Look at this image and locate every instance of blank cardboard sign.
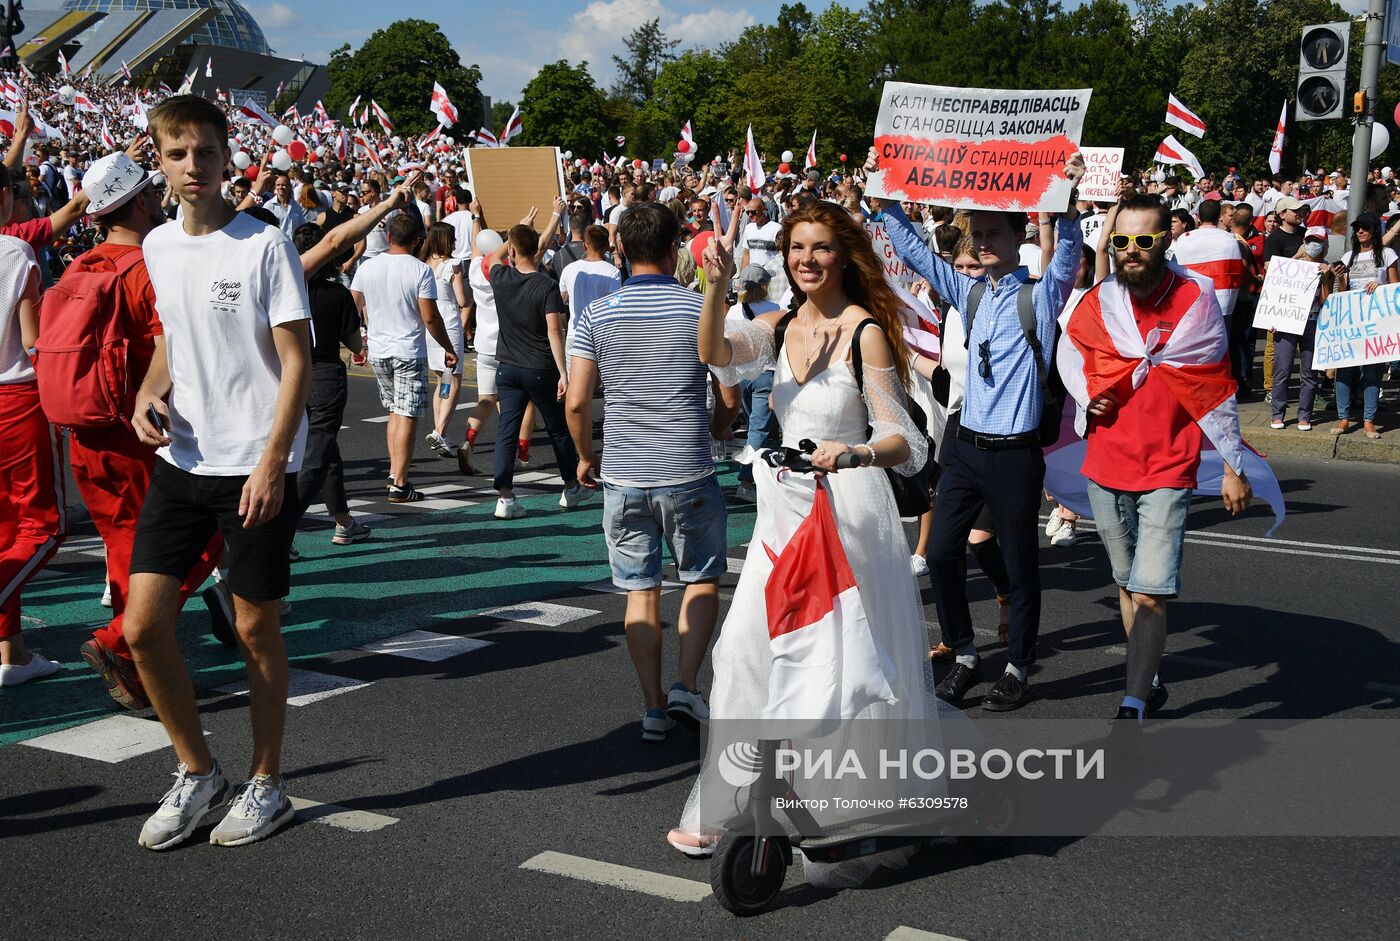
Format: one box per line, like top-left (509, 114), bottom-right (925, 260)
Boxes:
top-left (464, 147), bottom-right (564, 233)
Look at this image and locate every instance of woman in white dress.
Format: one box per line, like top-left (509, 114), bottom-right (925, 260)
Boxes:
top-left (670, 201), bottom-right (959, 884)
top-left (419, 222), bottom-right (469, 457)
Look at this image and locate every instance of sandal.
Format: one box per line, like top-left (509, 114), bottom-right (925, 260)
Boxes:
top-left (929, 643), bottom-right (954, 661)
top-left (1331, 420), bottom-right (1350, 436)
top-left (997, 594), bottom-right (1011, 645)
top-left (667, 828), bottom-right (717, 858)
top-left (1365, 422), bottom-right (1381, 440)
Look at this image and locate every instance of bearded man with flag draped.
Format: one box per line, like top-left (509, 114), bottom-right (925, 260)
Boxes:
top-left (1060, 194), bottom-right (1252, 731)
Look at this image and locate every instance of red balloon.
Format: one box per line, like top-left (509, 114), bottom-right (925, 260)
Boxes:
top-left (245, 166), bottom-right (259, 181)
top-left (633, 158), bottom-right (644, 168)
top-left (287, 140), bottom-right (308, 161)
top-left (778, 162), bottom-right (791, 174)
top-left (839, 153), bottom-right (848, 163)
top-left (1394, 101), bottom-right (1400, 127)
top-left (677, 139), bottom-right (692, 154)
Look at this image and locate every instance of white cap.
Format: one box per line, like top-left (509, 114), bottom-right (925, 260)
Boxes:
top-left (82, 152), bottom-right (151, 216)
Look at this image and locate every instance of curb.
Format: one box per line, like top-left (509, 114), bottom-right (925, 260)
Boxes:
top-left (1239, 401), bottom-right (1400, 465)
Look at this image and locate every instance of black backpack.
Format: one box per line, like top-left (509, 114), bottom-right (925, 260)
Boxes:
top-left (773, 309), bottom-right (936, 518)
top-left (964, 280), bottom-right (1066, 446)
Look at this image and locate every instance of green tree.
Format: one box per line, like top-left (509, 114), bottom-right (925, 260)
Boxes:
top-left (612, 18), bottom-right (679, 104)
top-left (490, 100), bottom-right (517, 136)
top-left (325, 19), bottom-right (483, 136)
top-left (653, 50), bottom-right (739, 160)
top-left (516, 61), bottom-right (610, 156)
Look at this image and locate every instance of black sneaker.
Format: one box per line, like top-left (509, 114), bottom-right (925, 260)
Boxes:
top-left (935, 661), bottom-right (982, 705)
top-left (1106, 705), bottom-right (1143, 749)
top-left (1146, 683), bottom-right (1169, 716)
top-left (387, 480), bottom-right (424, 503)
top-left (982, 671), bottom-right (1030, 712)
top-left (202, 582), bottom-right (237, 648)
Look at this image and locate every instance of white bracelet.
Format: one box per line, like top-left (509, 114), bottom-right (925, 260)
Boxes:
top-left (858, 444), bottom-right (877, 467)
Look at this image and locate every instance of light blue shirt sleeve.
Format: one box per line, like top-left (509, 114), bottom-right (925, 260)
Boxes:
top-left (880, 202), bottom-right (971, 322)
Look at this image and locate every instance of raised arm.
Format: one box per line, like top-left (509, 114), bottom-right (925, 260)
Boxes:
top-left (3, 109), bottom-right (32, 171)
top-left (535, 196), bottom-right (565, 266)
top-left (48, 189), bottom-right (93, 234)
top-left (305, 171), bottom-right (420, 275)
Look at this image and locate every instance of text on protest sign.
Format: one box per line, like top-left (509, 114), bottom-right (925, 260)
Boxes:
top-left (1252, 258), bottom-right (1321, 336)
top-left (1077, 147), bottom-right (1124, 203)
top-left (866, 221), bottom-right (915, 285)
top-left (1315, 284), bottom-right (1400, 369)
top-left (867, 82), bottom-right (1091, 213)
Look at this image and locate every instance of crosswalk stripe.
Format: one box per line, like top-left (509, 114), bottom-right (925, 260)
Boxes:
top-left (885, 928), bottom-right (971, 941)
top-left (215, 668), bottom-right (370, 706)
top-left (360, 630), bottom-right (494, 662)
top-left (519, 851), bottom-right (711, 902)
top-left (480, 602), bottom-right (598, 626)
top-left (21, 715), bottom-right (205, 763)
top-left (289, 797), bottom-right (399, 832)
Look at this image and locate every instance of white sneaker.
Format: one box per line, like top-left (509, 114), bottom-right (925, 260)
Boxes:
top-left (735, 482), bottom-right (757, 503)
top-left (1050, 521), bottom-right (1077, 547)
top-left (1044, 512), bottom-right (1065, 538)
top-left (426, 430), bottom-right (455, 458)
top-left (641, 708), bottom-right (676, 742)
top-left (100, 582), bottom-right (113, 608)
top-left (138, 761), bottom-right (232, 850)
top-left (0, 653), bottom-right (64, 687)
top-left (665, 683), bottom-right (709, 730)
top-left (559, 483), bottom-right (595, 509)
top-left (494, 497), bottom-right (525, 520)
top-left (209, 774), bottom-right (295, 847)
top-left (910, 553), bottom-right (929, 577)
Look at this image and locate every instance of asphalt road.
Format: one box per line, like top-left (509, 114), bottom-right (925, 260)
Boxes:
top-left (4, 365), bottom-right (1399, 940)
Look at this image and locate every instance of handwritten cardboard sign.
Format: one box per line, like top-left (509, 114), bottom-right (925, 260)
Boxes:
top-left (1315, 282), bottom-right (1400, 368)
top-left (1253, 257), bottom-right (1321, 336)
top-left (868, 82), bottom-right (1091, 212)
top-left (1078, 147), bottom-right (1124, 203)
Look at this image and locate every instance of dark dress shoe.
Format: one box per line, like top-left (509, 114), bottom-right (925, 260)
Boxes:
top-left (1146, 683), bottom-right (1168, 715)
top-left (935, 661), bottom-right (983, 704)
top-left (981, 671), bottom-right (1030, 711)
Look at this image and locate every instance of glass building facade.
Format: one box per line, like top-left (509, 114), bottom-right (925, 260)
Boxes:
top-left (62, 0), bottom-right (272, 56)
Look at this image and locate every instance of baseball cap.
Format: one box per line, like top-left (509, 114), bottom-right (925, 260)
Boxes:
top-left (737, 264), bottom-right (771, 287)
top-left (1352, 211), bottom-right (1382, 231)
top-left (1275, 196), bottom-right (1305, 212)
top-left (82, 152), bottom-right (152, 216)
top-left (1304, 225), bottom-right (1328, 241)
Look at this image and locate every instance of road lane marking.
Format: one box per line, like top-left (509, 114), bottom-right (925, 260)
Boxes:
top-left (215, 669), bottom-right (370, 706)
top-left (289, 797), bottom-right (399, 832)
top-left (21, 715), bottom-right (206, 763)
top-left (480, 602), bottom-right (598, 626)
top-left (1041, 515), bottom-right (1400, 564)
top-left (519, 851), bottom-right (711, 902)
top-left (885, 929), bottom-right (971, 941)
top-left (359, 630), bottom-right (494, 662)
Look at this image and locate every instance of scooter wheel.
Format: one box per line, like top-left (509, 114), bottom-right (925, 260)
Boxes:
top-left (710, 831), bottom-right (787, 915)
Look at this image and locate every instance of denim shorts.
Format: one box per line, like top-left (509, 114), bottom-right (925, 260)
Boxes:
top-left (602, 474), bottom-right (727, 590)
top-left (1086, 482), bottom-right (1191, 597)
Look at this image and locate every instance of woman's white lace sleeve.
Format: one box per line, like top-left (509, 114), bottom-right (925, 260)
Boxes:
top-left (709, 317), bottom-right (775, 385)
top-left (862, 363), bottom-right (928, 477)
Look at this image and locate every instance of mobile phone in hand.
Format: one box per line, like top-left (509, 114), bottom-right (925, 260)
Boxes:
top-left (146, 403), bottom-right (168, 433)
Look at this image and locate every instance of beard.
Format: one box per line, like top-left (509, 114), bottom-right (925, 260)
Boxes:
top-left (1115, 249), bottom-right (1169, 292)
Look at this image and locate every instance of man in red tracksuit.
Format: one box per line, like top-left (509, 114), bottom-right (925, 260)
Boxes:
top-left (0, 162), bottom-right (65, 688)
top-left (63, 152), bottom-right (221, 709)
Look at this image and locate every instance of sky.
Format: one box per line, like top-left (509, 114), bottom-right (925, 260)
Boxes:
top-left (248, 0), bottom-right (791, 104)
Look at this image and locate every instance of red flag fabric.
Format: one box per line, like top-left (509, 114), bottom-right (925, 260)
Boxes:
top-left (1165, 93), bottom-right (1207, 139)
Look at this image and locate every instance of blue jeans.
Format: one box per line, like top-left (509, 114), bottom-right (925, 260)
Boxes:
top-left (1334, 364), bottom-right (1381, 422)
top-left (1086, 482), bottom-right (1191, 597)
top-left (492, 362), bottom-right (579, 492)
top-left (601, 474), bottom-right (727, 589)
top-left (736, 370), bottom-right (777, 484)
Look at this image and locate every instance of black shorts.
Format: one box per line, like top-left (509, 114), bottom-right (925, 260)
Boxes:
top-left (131, 460), bottom-right (299, 602)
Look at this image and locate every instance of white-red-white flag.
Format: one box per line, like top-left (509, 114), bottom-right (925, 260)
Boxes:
top-left (500, 105), bottom-right (522, 145)
top-left (335, 127), bottom-right (350, 163)
top-left (429, 82), bottom-right (457, 128)
top-left (57, 50), bottom-right (70, 78)
top-left (758, 477), bottom-right (897, 734)
top-left (72, 92), bottom-right (99, 114)
top-left (204, 57), bottom-right (213, 78)
top-left (282, 103), bottom-right (299, 123)
top-left (743, 124), bottom-right (764, 190)
top-left (347, 94), bottom-right (361, 122)
top-left (1155, 134), bottom-right (1204, 179)
top-left (370, 99), bottom-right (393, 135)
top-left (804, 129), bottom-right (817, 171)
top-left (100, 120), bottom-right (117, 152)
top-left (420, 123), bottom-right (442, 148)
top-left (680, 119), bottom-right (693, 145)
top-left (119, 61), bottom-right (132, 82)
top-left (236, 97), bottom-right (278, 127)
top-left (474, 127), bottom-right (498, 148)
top-left (1165, 93), bottom-right (1206, 139)
top-left (131, 99), bottom-right (148, 130)
top-left (354, 131), bottom-right (384, 169)
top-left (1268, 100), bottom-right (1287, 176)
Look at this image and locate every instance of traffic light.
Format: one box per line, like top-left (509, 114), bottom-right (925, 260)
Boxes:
top-left (1296, 21), bottom-right (1350, 121)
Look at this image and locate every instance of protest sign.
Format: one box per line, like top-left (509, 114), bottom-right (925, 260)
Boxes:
top-left (867, 82), bottom-right (1091, 212)
top-left (866, 221), bottom-right (915, 285)
top-left (1252, 257), bottom-right (1321, 335)
top-left (1315, 283), bottom-right (1400, 369)
top-left (463, 146), bottom-right (565, 234)
top-left (1078, 147), bottom-right (1124, 202)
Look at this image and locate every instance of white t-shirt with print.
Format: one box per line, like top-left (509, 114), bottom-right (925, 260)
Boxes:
top-left (0, 236), bottom-right (38, 384)
top-left (743, 219), bottom-right (783, 268)
top-left (143, 213), bottom-right (311, 475)
top-left (1341, 247), bottom-right (1398, 290)
top-left (559, 258), bottom-right (621, 331)
top-left (357, 202), bottom-right (398, 261)
top-left (350, 252), bottom-right (437, 360)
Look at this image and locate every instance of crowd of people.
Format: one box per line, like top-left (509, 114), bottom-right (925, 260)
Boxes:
top-left (0, 71), bottom-right (1391, 864)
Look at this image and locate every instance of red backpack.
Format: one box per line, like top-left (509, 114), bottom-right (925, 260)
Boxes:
top-left (34, 249), bottom-right (145, 429)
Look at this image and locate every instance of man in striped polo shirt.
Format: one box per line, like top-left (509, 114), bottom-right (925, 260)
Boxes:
top-left (565, 203), bottom-right (726, 743)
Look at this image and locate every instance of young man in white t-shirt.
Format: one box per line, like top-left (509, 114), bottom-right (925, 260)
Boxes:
top-left (738, 196), bottom-right (782, 270)
top-left (126, 96), bottom-right (312, 850)
top-left (559, 224), bottom-right (621, 336)
top-left (350, 214), bottom-right (457, 502)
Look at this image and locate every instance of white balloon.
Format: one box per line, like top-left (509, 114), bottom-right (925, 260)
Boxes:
top-left (232, 151), bottom-right (251, 169)
top-left (563, 150), bottom-right (573, 159)
top-left (58, 85), bottom-right (75, 105)
top-left (271, 150), bottom-right (293, 172)
top-left (271, 124), bottom-right (295, 146)
top-left (1371, 122), bottom-right (1391, 161)
top-left (781, 149), bottom-right (794, 163)
top-left (392, 136), bottom-right (403, 147)
top-left (228, 138), bottom-right (242, 154)
top-left (444, 136), bottom-right (454, 145)
top-left (314, 146), bottom-right (327, 157)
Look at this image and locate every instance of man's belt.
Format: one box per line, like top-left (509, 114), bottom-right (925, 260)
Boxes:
top-left (954, 425), bottom-right (1040, 451)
